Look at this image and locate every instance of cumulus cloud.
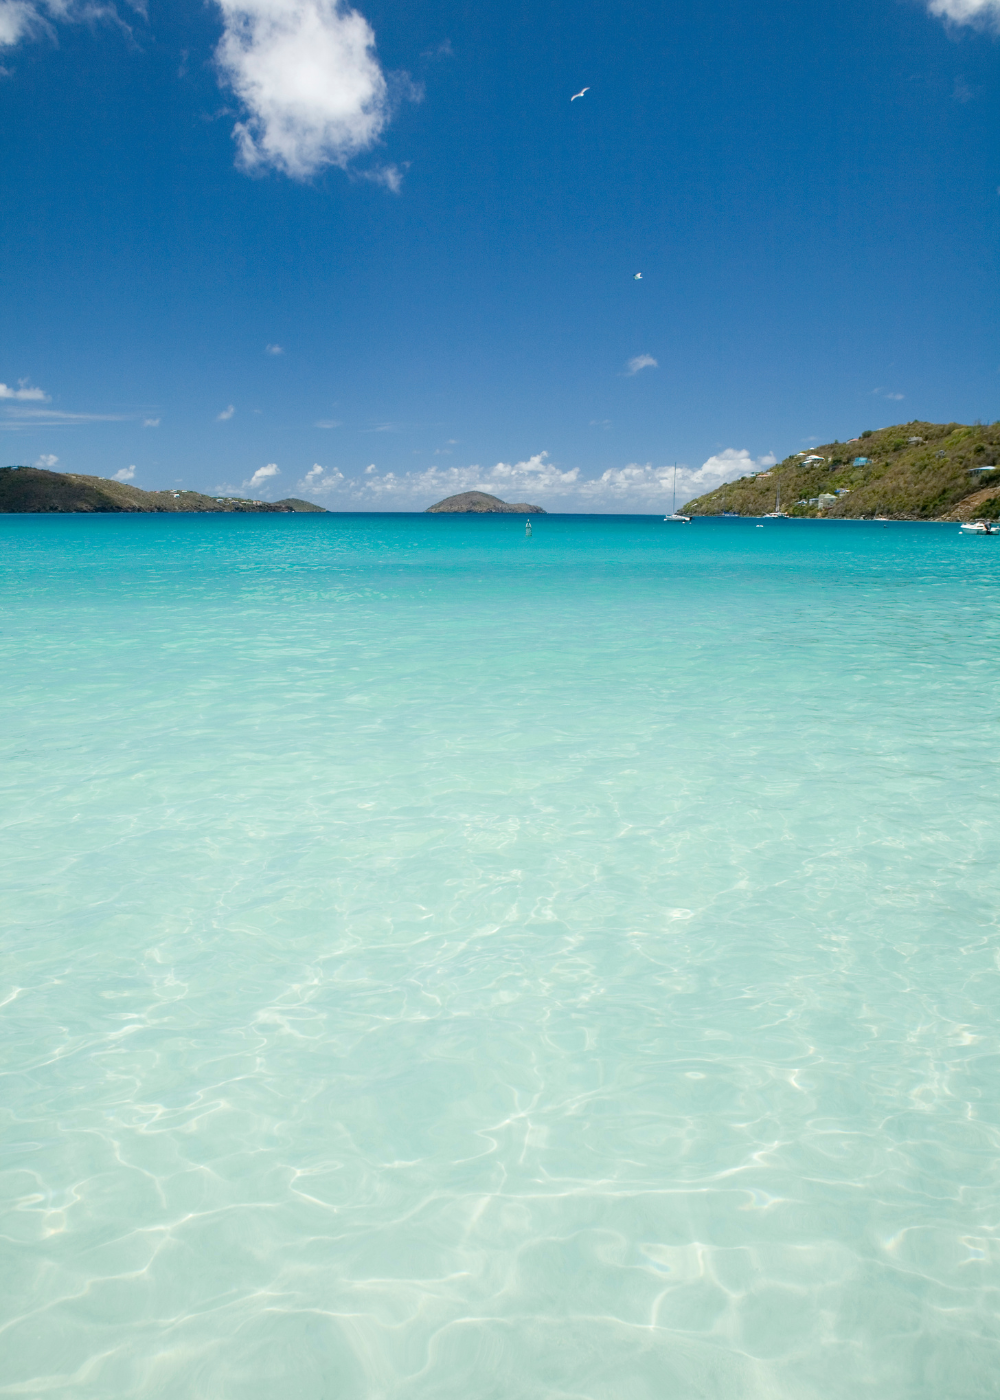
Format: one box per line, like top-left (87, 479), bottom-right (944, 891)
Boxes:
top-left (114, 464), bottom-right (136, 481)
top-left (574, 450), bottom-right (773, 508)
top-left (244, 462), bottom-right (280, 493)
top-left (214, 0), bottom-right (400, 180)
top-left (0, 379), bottom-right (49, 400)
top-left (624, 354), bottom-right (657, 376)
top-left (217, 404), bottom-right (235, 420)
top-left (926, 0), bottom-right (1000, 28)
top-left (34, 452), bottom-right (58, 467)
top-left (296, 462), bottom-right (345, 495)
top-left (255, 445), bottom-right (778, 512)
top-left (265, 342), bottom-right (284, 354)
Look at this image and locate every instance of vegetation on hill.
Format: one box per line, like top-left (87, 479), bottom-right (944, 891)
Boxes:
top-left (681, 421), bottom-right (1000, 520)
top-left (426, 491), bottom-right (545, 513)
top-left (0, 467), bottom-right (326, 513)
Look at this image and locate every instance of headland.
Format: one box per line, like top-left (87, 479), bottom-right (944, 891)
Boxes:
top-left (0, 466), bottom-right (326, 514)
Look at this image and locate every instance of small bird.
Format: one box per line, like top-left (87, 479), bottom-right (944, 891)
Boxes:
top-left (633, 272), bottom-right (643, 280)
top-left (571, 87), bottom-right (589, 101)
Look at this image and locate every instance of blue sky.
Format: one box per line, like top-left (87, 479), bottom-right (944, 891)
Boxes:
top-left (1, 0), bottom-right (998, 510)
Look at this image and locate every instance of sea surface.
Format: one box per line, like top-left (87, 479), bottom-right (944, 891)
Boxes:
top-left (2, 512), bottom-right (1000, 1399)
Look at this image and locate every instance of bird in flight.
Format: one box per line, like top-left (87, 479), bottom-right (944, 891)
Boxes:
top-left (571, 87), bottom-right (589, 101)
top-left (633, 272), bottom-right (643, 280)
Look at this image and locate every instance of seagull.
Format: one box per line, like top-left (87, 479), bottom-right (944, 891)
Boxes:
top-left (571, 87), bottom-right (589, 101)
top-left (633, 272), bottom-right (643, 280)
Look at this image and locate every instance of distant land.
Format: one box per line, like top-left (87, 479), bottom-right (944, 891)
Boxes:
top-left (426, 491), bottom-right (545, 514)
top-left (682, 421), bottom-right (1000, 520)
top-left (0, 466), bottom-right (326, 514)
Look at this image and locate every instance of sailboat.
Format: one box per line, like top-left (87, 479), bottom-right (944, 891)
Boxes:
top-left (762, 479), bottom-right (788, 519)
top-left (664, 464), bottom-right (691, 522)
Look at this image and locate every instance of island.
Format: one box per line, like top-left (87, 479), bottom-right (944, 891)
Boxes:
top-left (426, 491), bottom-right (545, 514)
top-left (680, 420), bottom-right (1000, 521)
top-left (0, 466), bottom-right (327, 513)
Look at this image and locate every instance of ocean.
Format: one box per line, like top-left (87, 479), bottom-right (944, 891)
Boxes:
top-left (2, 512), bottom-right (999, 1398)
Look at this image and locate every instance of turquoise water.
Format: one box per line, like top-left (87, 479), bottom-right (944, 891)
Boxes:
top-left (2, 513), bottom-right (1000, 1398)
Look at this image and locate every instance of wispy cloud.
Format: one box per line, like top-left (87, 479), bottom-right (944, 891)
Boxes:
top-left (0, 1), bottom-right (142, 52)
top-left (217, 404), bottom-right (236, 420)
top-left (114, 464), bottom-right (136, 481)
top-left (315, 418), bottom-right (342, 428)
top-left (34, 452), bottom-right (58, 467)
top-left (926, 0), bottom-right (1000, 29)
top-left (0, 379), bottom-right (49, 401)
top-left (357, 161), bottom-right (406, 192)
top-left (421, 37), bottom-right (452, 58)
top-left (244, 462), bottom-right (280, 493)
top-left (0, 407), bottom-right (132, 428)
top-left (265, 342), bottom-right (284, 355)
top-left (872, 387), bottom-right (905, 401)
top-left (624, 354), bottom-right (657, 376)
top-left (213, 0), bottom-right (409, 180)
top-left (143, 416), bottom-right (160, 427)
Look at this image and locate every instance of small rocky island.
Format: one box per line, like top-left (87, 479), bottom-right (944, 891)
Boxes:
top-left (426, 491), bottom-right (545, 514)
top-left (0, 466), bottom-right (326, 513)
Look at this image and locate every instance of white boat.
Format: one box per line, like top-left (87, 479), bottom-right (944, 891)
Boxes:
top-left (762, 482), bottom-right (788, 519)
top-left (664, 464), bottom-right (690, 522)
top-left (960, 521), bottom-right (998, 534)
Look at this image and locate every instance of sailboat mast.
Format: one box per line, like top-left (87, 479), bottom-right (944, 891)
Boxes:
top-left (672, 463), bottom-right (677, 515)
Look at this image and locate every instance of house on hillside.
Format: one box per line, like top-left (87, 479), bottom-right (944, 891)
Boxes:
top-left (854, 456), bottom-right (871, 466)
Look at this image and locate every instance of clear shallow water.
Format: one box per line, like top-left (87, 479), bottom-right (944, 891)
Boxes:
top-left (2, 512), bottom-right (1000, 1399)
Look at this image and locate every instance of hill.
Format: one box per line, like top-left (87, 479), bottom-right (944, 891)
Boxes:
top-left (681, 421), bottom-right (1000, 520)
top-left (426, 491), bottom-right (545, 514)
top-left (0, 466), bottom-right (326, 514)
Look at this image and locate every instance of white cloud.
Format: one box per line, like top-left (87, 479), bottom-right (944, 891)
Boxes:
top-left (358, 162), bottom-right (405, 192)
top-left (114, 464), bottom-right (136, 481)
top-left (214, 0), bottom-right (397, 180)
top-left (244, 462), bottom-right (280, 494)
top-left (624, 354), bottom-right (657, 376)
top-left (0, 407), bottom-right (131, 427)
top-left (0, 379), bottom-right (49, 400)
top-left (296, 462), bottom-right (345, 495)
top-left (0, 2), bottom-right (42, 48)
top-left (0, 1), bottom-right (142, 51)
top-left (570, 450), bottom-right (776, 509)
top-left (143, 417), bottom-right (160, 427)
top-left (926, 0), bottom-right (1000, 28)
top-left (315, 418), bottom-right (342, 428)
top-left (265, 342), bottom-right (284, 354)
top-left (217, 404), bottom-right (235, 420)
top-left (34, 452), bottom-right (58, 467)
top-left (247, 446), bottom-right (778, 512)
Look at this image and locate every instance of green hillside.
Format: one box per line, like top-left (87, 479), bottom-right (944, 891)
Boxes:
top-left (0, 466), bottom-right (325, 514)
top-left (681, 421), bottom-right (1000, 520)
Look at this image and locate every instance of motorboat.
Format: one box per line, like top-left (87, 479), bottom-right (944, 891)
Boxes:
top-left (664, 464), bottom-right (690, 522)
top-left (960, 520), bottom-right (999, 534)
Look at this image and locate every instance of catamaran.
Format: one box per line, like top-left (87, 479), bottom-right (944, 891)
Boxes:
top-left (762, 481), bottom-right (788, 519)
top-left (664, 464), bottom-right (690, 522)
